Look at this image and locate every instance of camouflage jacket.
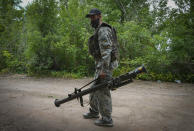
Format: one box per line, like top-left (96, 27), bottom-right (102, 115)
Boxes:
top-left (88, 23), bottom-right (118, 79)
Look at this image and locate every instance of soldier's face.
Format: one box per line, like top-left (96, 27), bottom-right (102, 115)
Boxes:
top-left (89, 15), bottom-right (99, 21)
top-left (89, 15), bottom-right (101, 28)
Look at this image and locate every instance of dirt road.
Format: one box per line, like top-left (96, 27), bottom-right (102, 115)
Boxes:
top-left (0, 75), bottom-right (194, 131)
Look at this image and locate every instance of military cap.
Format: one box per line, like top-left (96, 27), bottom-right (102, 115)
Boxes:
top-left (86, 8), bottom-right (101, 18)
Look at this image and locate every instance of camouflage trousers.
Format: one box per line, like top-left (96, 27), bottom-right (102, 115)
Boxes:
top-left (89, 78), bottom-right (112, 120)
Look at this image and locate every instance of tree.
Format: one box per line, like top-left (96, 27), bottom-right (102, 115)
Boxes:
top-left (167, 0), bottom-right (194, 74)
top-left (0, 0), bottom-right (23, 71)
top-left (25, 0), bottom-right (59, 73)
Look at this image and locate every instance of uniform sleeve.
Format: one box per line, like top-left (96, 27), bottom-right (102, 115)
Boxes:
top-left (96, 27), bottom-right (112, 73)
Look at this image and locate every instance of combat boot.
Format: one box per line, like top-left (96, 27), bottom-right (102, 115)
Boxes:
top-left (83, 108), bottom-right (99, 119)
top-left (94, 117), bottom-right (113, 127)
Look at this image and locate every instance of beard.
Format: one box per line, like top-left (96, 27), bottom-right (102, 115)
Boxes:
top-left (90, 18), bottom-right (100, 29)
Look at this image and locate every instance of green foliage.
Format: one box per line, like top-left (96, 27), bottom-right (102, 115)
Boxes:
top-left (0, 0), bottom-right (23, 71)
top-left (24, 0), bottom-right (59, 74)
top-left (0, 0), bottom-right (193, 83)
top-left (114, 21), bottom-right (153, 59)
top-left (25, 31), bottom-right (56, 73)
top-left (50, 71), bottom-right (82, 79)
top-left (0, 50), bottom-right (25, 73)
top-left (137, 72), bottom-right (194, 83)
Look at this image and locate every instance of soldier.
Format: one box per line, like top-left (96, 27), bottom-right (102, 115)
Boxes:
top-left (83, 8), bottom-right (119, 127)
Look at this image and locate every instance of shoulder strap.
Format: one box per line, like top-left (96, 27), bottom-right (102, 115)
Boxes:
top-left (95, 22), bottom-right (112, 38)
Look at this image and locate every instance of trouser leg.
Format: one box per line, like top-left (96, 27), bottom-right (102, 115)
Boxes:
top-left (96, 87), bottom-right (112, 120)
top-left (89, 78), bottom-right (112, 119)
top-left (89, 84), bottom-right (99, 114)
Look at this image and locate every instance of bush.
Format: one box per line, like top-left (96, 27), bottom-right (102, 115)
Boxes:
top-left (50, 71), bottom-right (82, 79)
top-left (0, 50), bottom-right (26, 73)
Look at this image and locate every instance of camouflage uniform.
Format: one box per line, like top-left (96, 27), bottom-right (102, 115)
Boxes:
top-left (88, 23), bottom-right (118, 120)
